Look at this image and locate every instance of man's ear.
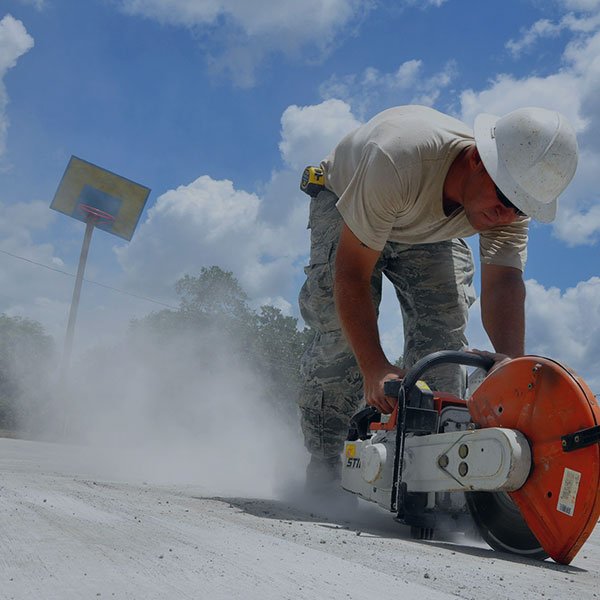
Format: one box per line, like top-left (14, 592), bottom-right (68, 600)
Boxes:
top-left (469, 146), bottom-right (483, 170)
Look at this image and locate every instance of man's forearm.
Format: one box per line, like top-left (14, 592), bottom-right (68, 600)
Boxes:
top-left (334, 270), bottom-right (390, 373)
top-left (481, 269), bottom-right (526, 357)
top-left (333, 223), bottom-right (405, 413)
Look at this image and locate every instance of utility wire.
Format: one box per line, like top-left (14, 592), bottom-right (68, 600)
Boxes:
top-left (0, 248), bottom-right (179, 310)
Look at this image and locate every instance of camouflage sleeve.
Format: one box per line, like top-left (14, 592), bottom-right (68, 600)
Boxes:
top-left (479, 216), bottom-right (530, 271)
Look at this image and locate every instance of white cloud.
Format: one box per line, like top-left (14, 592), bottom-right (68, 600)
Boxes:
top-left (118, 0), bottom-right (371, 87)
top-left (553, 204), bottom-right (600, 244)
top-left (507, 12), bottom-right (600, 57)
top-left (319, 59), bottom-right (457, 119)
top-left (279, 99), bottom-right (361, 170)
top-left (0, 15), bottom-right (34, 161)
top-left (18, 0), bottom-right (46, 10)
top-left (459, 72), bottom-right (585, 132)
top-left (560, 0), bottom-right (600, 10)
top-left (506, 19), bottom-right (563, 57)
top-left (0, 199), bottom-right (73, 341)
top-left (120, 0), bottom-right (366, 34)
top-left (114, 174), bottom-right (305, 305)
top-left (525, 277), bottom-right (600, 392)
top-left (115, 99), bottom-right (362, 317)
top-left (399, 0), bottom-right (448, 6)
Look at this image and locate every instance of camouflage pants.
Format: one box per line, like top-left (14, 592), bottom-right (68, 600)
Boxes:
top-left (298, 189), bottom-right (476, 461)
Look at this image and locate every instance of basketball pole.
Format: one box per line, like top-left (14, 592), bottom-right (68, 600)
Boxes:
top-left (59, 214), bottom-right (97, 434)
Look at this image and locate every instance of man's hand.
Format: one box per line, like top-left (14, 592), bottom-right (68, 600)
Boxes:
top-left (469, 349), bottom-right (511, 375)
top-left (363, 363), bottom-right (406, 414)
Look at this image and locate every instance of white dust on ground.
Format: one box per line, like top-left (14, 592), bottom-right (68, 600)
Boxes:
top-left (2, 436), bottom-right (600, 600)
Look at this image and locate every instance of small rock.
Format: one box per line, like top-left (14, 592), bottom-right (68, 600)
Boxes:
top-left (424, 573), bottom-right (430, 579)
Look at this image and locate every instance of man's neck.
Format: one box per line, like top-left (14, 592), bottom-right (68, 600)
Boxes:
top-left (442, 145), bottom-right (473, 216)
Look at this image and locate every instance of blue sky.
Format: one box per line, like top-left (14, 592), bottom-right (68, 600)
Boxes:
top-left (1, 0), bottom-right (599, 390)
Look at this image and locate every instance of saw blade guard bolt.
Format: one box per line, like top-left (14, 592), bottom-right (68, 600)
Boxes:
top-left (459, 462), bottom-right (469, 477)
top-left (438, 455), bottom-right (449, 468)
top-left (458, 444), bottom-right (469, 459)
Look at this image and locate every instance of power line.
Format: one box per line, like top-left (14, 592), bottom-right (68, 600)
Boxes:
top-left (0, 248), bottom-right (179, 310)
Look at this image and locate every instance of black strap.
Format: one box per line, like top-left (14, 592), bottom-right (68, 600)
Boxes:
top-left (562, 425), bottom-right (600, 452)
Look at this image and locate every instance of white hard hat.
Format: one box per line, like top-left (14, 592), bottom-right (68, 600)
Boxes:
top-left (474, 107), bottom-right (578, 223)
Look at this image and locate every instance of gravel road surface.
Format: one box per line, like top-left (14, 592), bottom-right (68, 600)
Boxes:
top-left (2, 437), bottom-right (600, 599)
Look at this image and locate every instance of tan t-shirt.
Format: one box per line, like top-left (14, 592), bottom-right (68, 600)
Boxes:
top-left (321, 105), bottom-right (529, 271)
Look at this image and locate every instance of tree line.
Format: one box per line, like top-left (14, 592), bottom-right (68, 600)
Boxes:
top-left (0, 266), bottom-right (314, 431)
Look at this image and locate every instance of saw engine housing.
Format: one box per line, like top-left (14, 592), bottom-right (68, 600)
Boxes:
top-left (341, 351), bottom-right (600, 563)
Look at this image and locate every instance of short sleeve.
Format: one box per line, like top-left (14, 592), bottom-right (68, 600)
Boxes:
top-left (479, 217), bottom-right (530, 271)
top-left (335, 143), bottom-right (408, 251)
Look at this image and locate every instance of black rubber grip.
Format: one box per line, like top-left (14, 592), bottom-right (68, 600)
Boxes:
top-left (395, 351), bottom-right (494, 398)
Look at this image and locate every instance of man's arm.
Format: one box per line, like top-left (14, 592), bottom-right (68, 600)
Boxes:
top-left (480, 263), bottom-right (526, 358)
top-left (334, 222), bottom-right (404, 413)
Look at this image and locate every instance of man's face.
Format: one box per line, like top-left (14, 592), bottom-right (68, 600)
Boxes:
top-left (462, 152), bottom-right (522, 231)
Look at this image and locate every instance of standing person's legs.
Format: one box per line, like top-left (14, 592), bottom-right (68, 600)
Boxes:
top-left (382, 239), bottom-right (476, 397)
top-left (297, 190), bottom-right (384, 490)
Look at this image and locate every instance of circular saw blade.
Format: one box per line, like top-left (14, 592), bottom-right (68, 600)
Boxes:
top-left (466, 491), bottom-right (548, 559)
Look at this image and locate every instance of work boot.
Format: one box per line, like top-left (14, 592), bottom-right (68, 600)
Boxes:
top-left (305, 455), bottom-right (342, 495)
top-left (305, 455), bottom-right (358, 516)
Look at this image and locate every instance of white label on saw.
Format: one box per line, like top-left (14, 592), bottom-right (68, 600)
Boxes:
top-left (557, 468), bottom-right (581, 517)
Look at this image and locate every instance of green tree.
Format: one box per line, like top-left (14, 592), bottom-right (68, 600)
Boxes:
top-left (133, 267), bottom-right (253, 339)
top-left (176, 267), bottom-right (251, 320)
top-left (129, 267), bottom-right (313, 420)
top-left (253, 304), bottom-right (313, 417)
top-left (0, 315), bottom-right (55, 430)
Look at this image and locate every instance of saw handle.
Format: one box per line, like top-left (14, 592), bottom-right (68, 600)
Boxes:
top-left (347, 406), bottom-right (381, 441)
top-left (384, 350), bottom-right (494, 400)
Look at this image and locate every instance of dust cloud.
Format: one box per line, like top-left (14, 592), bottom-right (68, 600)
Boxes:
top-left (22, 325), bottom-right (309, 499)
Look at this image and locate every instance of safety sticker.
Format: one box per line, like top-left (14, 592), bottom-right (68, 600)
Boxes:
top-left (346, 444), bottom-right (356, 458)
top-left (557, 468), bottom-right (581, 517)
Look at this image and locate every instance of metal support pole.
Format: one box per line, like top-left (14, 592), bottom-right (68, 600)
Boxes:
top-left (59, 217), bottom-right (95, 382)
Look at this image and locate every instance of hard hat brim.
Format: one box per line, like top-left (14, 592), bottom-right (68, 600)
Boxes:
top-left (474, 112), bottom-right (557, 223)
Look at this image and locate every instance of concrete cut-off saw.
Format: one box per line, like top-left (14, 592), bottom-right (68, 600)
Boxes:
top-left (341, 351), bottom-right (600, 564)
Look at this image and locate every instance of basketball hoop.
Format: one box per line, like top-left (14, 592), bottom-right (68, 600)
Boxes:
top-left (78, 204), bottom-right (116, 226)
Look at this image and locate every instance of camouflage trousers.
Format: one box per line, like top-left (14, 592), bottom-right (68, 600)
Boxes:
top-left (297, 189), bottom-right (476, 461)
